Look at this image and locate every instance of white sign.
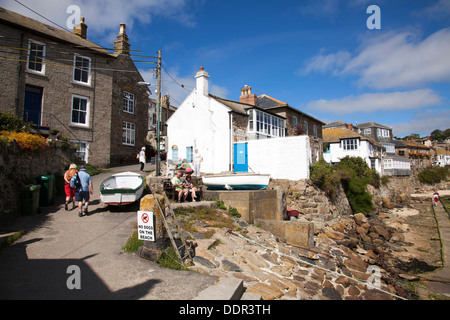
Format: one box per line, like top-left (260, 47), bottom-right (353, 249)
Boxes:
top-left (137, 211), bottom-right (154, 241)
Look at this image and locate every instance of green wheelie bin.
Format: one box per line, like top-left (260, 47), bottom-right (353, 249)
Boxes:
top-left (36, 174), bottom-right (55, 206)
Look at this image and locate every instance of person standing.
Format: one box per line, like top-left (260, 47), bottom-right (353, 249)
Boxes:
top-left (63, 163), bottom-right (77, 211)
top-left (72, 165), bottom-right (93, 217)
top-left (139, 147), bottom-right (146, 173)
top-left (193, 148), bottom-right (203, 177)
top-left (433, 191), bottom-right (440, 206)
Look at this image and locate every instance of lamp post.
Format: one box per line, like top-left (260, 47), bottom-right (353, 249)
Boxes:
top-left (156, 50), bottom-right (162, 176)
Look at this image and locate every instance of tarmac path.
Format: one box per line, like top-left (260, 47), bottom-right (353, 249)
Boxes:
top-left (0, 164), bottom-right (216, 300)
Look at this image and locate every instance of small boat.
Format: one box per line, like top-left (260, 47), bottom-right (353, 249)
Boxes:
top-left (100, 172), bottom-right (145, 206)
top-left (202, 173), bottom-right (270, 190)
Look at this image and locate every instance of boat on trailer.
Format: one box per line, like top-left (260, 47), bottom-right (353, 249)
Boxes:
top-left (202, 173), bottom-right (270, 190)
top-left (100, 172), bottom-right (145, 206)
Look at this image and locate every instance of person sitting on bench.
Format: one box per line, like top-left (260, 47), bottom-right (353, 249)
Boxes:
top-left (171, 171), bottom-right (187, 202)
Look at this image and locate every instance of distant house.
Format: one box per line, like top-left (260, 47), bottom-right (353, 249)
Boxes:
top-left (166, 68), bottom-right (321, 180)
top-left (322, 127), bottom-right (384, 175)
top-left (355, 122), bottom-right (411, 176)
top-left (0, 7), bottom-right (149, 167)
top-left (435, 148), bottom-right (450, 167)
top-left (396, 139), bottom-right (433, 168)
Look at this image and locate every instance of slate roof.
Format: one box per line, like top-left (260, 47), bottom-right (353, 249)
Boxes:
top-left (209, 94), bottom-right (285, 119)
top-left (256, 94), bottom-right (325, 125)
top-left (323, 128), bottom-right (383, 148)
top-left (0, 6), bottom-right (114, 57)
top-left (357, 121), bottom-right (392, 130)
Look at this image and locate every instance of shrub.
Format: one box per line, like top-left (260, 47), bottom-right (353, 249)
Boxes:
top-left (418, 166), bottom-right (449, 184)
top-left (0, 131), bottom-right (48, 151)
top-left (0, 112), bottom-right (32, 132)
top-left (310, 156), bottom-right (376, 214)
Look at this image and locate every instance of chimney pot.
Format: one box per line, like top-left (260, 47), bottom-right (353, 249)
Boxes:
top-left (73, 16), bottom-right (88, 39)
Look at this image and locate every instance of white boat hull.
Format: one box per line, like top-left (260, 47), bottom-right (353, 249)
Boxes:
top-left (202, 173), bottom-right (270, 190)
top-left (100, 172), bottom-right (145, 206)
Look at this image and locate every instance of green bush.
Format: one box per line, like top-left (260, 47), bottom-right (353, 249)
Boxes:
top-left (0, 112), bottom-right (32, 132)
top-left (418, 166), bottom-right (449, 184)
top-left (310, 156), bottom-right (377, 214)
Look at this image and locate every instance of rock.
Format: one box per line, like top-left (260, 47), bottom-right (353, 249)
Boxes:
top-left (322, 286), bottom-right (342, 300)
top-left (324, 228), bottom-right (345, 240)
top-left (371, 225), bottom-right (391, 240)
top-left (247, 283), bottom-right (283, 300)
top-left (221, 259), bottom-right (242, 272)
top-left (193, 256), bottom-right (216, 268)
top-left (353, 213), bottom-right (367, 225)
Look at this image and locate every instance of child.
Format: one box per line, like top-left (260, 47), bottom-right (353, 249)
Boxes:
top-left (184, 174), bottom-right (198, 202)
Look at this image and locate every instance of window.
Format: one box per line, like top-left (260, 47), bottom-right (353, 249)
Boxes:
top-left (71, 140), bottom-right (88, 163)
top-left (292, 116), bottom-right (298, 127)
top-left (304, 120), bottom-right (308, 135)
top-left (27, 40), bottom-right (45, 73)
top-left (172, 146), bottom-right (178, 161)
top-left (186, 146), bottom-right (193, 162)
top-left (313, 125), bottom-right (318, 138)
top-left (123, 91), bottom-right (135, 114)
top-left (122, 122), bottom-right (136, 146)
top-left (247, 109), bottom-right (285, 139)
top-left (71, 95), bottom-right (89, 126)
top-left (343, 139), bottom-right (358, 150)
top-left (73, 54), bottom-right (91, 84)
top-left (364, 128), bottom-right (371, 135)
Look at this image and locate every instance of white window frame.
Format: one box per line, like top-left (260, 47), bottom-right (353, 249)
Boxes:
top-left (71, 95), bottom-right (90, 127)
top-left (27, 40), bottom-right (46, 74)
top-left (247, 109), bottom-right (285, 139)
top-left (343, 139), bottom-right (358, 150)
top-left (73, 54), bottom-right (91, 85)
top-left (304, 120), bottom-right (309, 135)
top-left (313, 125), bottom-right (318, 138)
top-left (71, 140), bottom-right (89, 163)
top-left (123, 91), bottom-right (135, 114)
top-left (122, 121), bottom-right (136, 146)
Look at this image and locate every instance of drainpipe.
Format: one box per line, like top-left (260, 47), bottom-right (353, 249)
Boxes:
top-left (228, 111), bottom-right (233, 172)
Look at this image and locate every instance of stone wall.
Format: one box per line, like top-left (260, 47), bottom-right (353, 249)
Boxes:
top-left (0, 140), bottom-right (75, 223)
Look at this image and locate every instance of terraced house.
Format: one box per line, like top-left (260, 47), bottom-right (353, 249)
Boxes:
top-left (0, 7), bottom-right (149, 167)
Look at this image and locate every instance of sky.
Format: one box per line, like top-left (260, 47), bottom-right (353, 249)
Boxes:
top-left (1, 0), bottom-right (449, 138)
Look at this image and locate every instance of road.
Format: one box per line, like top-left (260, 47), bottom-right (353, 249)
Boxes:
top-left (0, 164), bottom-right (216, 300)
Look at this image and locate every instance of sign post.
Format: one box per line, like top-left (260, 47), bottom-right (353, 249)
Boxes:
top-left (137, 211), bottom-right (154, 241)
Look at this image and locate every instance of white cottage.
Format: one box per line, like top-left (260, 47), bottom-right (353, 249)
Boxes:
top-left (323, 127), bottom-right (384, 175)
top-left (166, 68), bottom-right (312, 179)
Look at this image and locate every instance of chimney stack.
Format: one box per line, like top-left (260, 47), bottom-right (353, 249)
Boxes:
top-left (195, 67), bottom-right (210, 96)
top-left (114, 23), bottom-right (130, 55)
top-left (73, 16), bottom-right (88, 39)
top-left (240, 85), bottom-right (257, 106)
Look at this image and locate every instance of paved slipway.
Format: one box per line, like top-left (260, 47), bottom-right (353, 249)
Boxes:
top-left (0, 164), bottom-right (216, 300)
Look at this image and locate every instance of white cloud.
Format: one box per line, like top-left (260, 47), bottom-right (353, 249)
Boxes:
top-left (305, 89), bottom-right (443, 114)
top-left (302, 28), bottom-right (450, 90)
top-left (390, 109), bottom-right (450, 137)
top-left (1, 0), bottom-right (198, 38)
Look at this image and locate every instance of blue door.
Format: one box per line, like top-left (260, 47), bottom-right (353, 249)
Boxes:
top-left (234, 142), bottom-right (248, 173)
top-left (24, 85), bottom-right (43, 127)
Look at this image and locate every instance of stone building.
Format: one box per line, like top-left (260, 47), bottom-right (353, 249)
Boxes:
top-left (0, 7), bottom-right (149, 167)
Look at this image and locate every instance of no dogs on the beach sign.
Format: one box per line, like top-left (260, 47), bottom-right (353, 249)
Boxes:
top-left (137, 211), bottom-right (154, 241)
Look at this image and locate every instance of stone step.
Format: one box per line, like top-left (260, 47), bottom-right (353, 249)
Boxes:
top-left (193, 278), bottom-right (259, 300)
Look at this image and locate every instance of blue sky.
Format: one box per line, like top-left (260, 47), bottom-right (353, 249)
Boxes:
top-left (2, 0), bottom-right (449, 137)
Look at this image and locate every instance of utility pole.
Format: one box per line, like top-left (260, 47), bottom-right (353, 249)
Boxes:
top-left (156, 50), bottom-right (162, 176)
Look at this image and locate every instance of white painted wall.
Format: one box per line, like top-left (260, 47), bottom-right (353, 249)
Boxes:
top-left (324, 139), bottom-right (382, 175)
top-left (166, 85), bottom-right (232, 174)
top-left (246, 136), bottom-right (311, 180)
